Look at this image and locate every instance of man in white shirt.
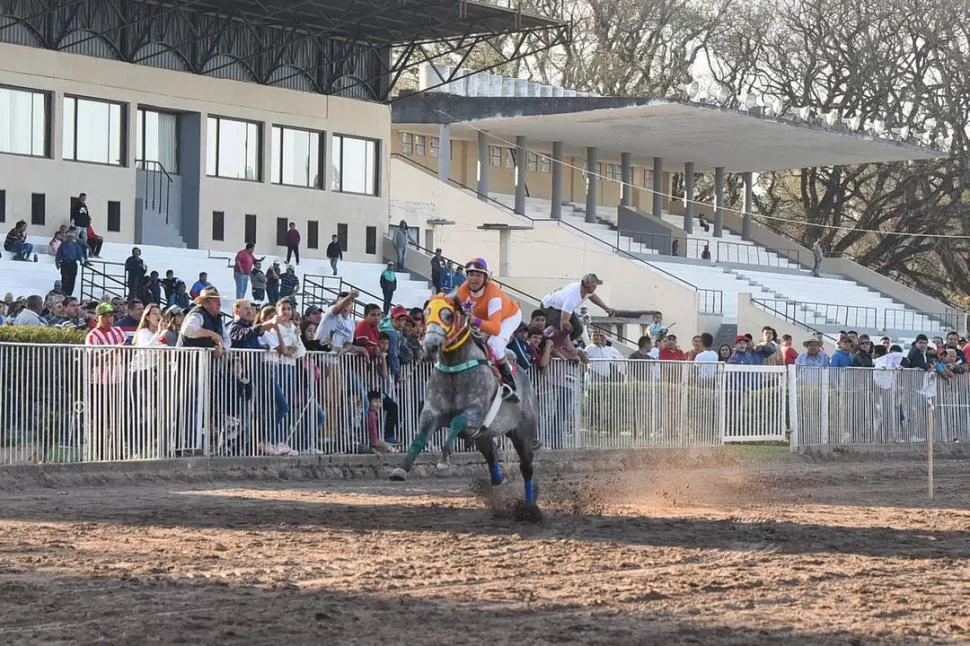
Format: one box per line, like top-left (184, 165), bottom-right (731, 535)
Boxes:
top-left (541, 274), bottom-right (617, 344)
top-left (315, 289), bottom-right (360, 352)
top-left (586, 330), bottom-right (623, 380)
top-left (13, 295), bottom-right (46, 326)
top-left (693, 332), bottom-right (719, 379)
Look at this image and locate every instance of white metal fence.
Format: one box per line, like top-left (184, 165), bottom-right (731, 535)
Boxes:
top-left (1, 343), bottom-right (966, 465)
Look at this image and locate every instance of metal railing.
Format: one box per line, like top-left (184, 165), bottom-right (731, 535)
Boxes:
top-left (4, 343), bottom-right (970, 466)
top-left (301, 274), bottom-right (386, 320)
top-left (753, 299), bottom-right (879, 329)
top-left (715, 240), bottom-right (802, 268)
top-left (137, 160), bottom-right (174, 224)
top-left (79, 260), bottom-right (127, 303)
top-left (750, 299), bottom-right (830, 339)
top-left (392, 153), bottom-right (725, 315)
top-left (883, 308), bottom-right (962, 333)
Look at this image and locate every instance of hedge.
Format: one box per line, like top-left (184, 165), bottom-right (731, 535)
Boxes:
top-left (0, 326), bottom-right (85, 344)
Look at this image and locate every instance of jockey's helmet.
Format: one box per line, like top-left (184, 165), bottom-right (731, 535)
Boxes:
top-left (464, 257), bottom-right (490, 278)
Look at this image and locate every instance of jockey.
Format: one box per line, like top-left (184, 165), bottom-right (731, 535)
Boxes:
top-left (455, 257), bottom-right (523, 402)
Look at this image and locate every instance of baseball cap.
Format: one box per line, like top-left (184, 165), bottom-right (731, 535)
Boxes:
top-left (390, 305), bottom-right (410, 319)
top-left (734, 335), bottom-right (747, 343)
top-left (581, 273), bottom-right (603, 286)
top-left (95, 303), bottom-right (115, 315)
top-left (304, 306), bottom-right (322, 316)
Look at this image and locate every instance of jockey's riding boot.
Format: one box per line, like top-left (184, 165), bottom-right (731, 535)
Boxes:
top-left (498, 361), bottom-right (520, 403)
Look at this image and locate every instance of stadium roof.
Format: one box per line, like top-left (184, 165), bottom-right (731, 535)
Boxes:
top-left (189, 0), bottom-right (562, 43)
top-left (393, 96), bottom-right (945, 172)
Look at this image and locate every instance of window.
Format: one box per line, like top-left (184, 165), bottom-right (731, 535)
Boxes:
top-left (244, 214), bottom-right (256, 245)
top-left (527, 152), bottom-right (538, 172)
top-left (643, 168), bottom-right (654, 187)
top-left (271, 125), bottom-right (322, 188)
top-left (365, 226), bottom-right (377, 255)
top-left (415, 135), bottom-right (426, 156)
top-left (605, 163), bottom-right (619, 180)
top-left (63, 96), bottom-right (124, 165)
top-left (504, 149), bottom-right (514, 168)
top-left (135, 108), bottom-right (178, 173)
top-left (0, 189), bottom-right (5, 222)
top-left (489, 145), bottom-right (501, 167)
top-left (107, 201), bottom-right (121, 232)
top-left (337, 223), bottom-right (348, 251)
top-left (541, 155), bottom-right (551, 173)
top-left (307, 221), bottom-right (319, 249)
top-left (331, 134), bottom-right (379, 195)
top-left (430, 137), bottom-right (440, 158)
top-left (30, 193), bottom-right (45, 226)
top-left (402, 132), bottom-right (413, 154)
top-left (206, 116), bottom-right (261, 181)
top-left (449, 140), bottom-right (455, 160)
top-left (212, 211), bottom-right (225, 241)
top-left (0, 86), bottom-right (48, 157)
top-left (276, 217), bottom-right (288, 246)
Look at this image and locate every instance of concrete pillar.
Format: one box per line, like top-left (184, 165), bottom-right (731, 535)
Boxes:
top-left (498, 228), bottom-right (511, 276)
top-left (683, 161), bottom-right (695, 234)
top-left (514, 135), bottom-right (527, 216)
top-left (742, 170), bottom-right (754, 241)
top-left (620, 152), bottom-right (632, 207)
top-left (652, 156), bottom-right (663, 218)
top-left (551, 141), bottom-right (563, 220)
top-left (437, 124), bottom-right (451, 182)
top-left (585, 147), bottom-right (598, 223)
top-left (477, 130), bottom-right (489, 202)
top-left (713, 166), bottom-right (725, 238)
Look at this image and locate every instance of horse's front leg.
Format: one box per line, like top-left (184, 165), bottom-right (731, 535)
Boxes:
top-left (389, 406), bottom-right (442, 481)
top-left (439, 406), bottom-right (486, 464)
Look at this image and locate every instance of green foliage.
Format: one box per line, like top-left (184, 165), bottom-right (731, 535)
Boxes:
top-left (0, 326), bottom-right (85, 345)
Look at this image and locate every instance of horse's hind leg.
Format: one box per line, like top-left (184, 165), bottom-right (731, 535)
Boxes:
top-left (475, 436), bottom-right (505, 486)
top-left (508, 427), bottom-right (536, 504)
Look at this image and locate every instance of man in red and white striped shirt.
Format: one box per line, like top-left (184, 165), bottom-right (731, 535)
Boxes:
top-left (85, 303), bottom-right (127, 346)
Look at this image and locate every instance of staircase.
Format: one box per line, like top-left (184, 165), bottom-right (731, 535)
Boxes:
top-left (136, 161), bottom-right (187, 249)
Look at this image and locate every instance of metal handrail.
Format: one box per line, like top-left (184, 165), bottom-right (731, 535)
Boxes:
top-left (882, 308), bottom-right (960, 333)
top-left (80, 259), bottom-right (127, 302)
top-left (753, 299), bottom-right (879, 329)
top-left (714, 240), bottom-right (802, 268)
top-left (137, 160), bottom-right (174, 224)
top-left (398, 237), bottom-right (641, 348)
top-left (392, 152), bottom-right (724, 315)
top-left (750, 298), bottom-right (829, 338)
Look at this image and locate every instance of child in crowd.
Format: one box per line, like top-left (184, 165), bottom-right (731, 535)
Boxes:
top-left (366, 391), bottom-right (392, 453)
top-left (648, 312), bottom-right (665, 340)
top-left (49, 225), bottom-right (68, 255)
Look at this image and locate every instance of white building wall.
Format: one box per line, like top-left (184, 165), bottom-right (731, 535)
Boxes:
top-left (0, 42), bottom-right (390, 261)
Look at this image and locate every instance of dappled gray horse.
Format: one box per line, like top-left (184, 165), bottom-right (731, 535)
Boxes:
top-left (389, 294), bottom-right (539, 505)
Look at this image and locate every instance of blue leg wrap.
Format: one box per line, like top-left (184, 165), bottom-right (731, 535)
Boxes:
top-left (524, 479), bottom-right (535, 505)
top-left (489, 462), bottom-right (504, 486)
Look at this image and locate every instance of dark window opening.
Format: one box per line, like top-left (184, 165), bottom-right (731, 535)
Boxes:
top-left (365, 226), bottom-right (377, 255)
top-left (30, 193), bottom-right (45, 226)
top-left (276, 217), bottom-right (288, 247)
top-left (307, 221), bottom-right (319, 249)
top-left (337, 223), bottom-right (348, 252)
top-left (244, 214), bottom-right (256, 245)
top-left (107, 201), bottom-right (121, 232)
top-left (212, 211), bottom-right (225, 241)
top-left (0, 189), bottom-right (6, 223)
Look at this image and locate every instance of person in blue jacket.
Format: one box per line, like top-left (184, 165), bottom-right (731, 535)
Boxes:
top-left (829, 336), bottom-right (856, 368)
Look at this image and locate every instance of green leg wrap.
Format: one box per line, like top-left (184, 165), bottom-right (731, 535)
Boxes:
top-left (443, 413), bottom-right (469, 456)
top-left (401, 430), bottom-right (428, 472)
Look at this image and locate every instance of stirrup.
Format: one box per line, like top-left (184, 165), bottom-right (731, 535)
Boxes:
top-left (501, 383), bottom-right (520, 402)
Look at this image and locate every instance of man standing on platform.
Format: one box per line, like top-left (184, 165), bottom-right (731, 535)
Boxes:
top-left (285, 222), bottom-right (301, 266)
top-left (55, 230), bottom-right (86, 297)
top-left (326, 234), bottom-right (342, 276)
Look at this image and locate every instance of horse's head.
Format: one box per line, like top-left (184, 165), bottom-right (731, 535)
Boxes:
top-left (423, 294), bottom-right (469, 356)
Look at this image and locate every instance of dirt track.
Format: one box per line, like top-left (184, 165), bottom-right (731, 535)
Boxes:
top-left (0, 457), bottom-right (968, 645)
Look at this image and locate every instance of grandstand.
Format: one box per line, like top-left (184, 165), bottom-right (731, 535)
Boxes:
top-left (390, 71), bottom-right (961, 346)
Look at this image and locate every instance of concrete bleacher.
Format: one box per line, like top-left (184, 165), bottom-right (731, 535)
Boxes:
top-left (486, 191), bottom-right (949, 335)
top-left (0, 233), bottom-right (430, 310)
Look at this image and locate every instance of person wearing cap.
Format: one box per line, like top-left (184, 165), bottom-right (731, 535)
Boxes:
top-left (541, 274), bottom-right (618, 343)
top-left (829, 335), bottom-right (856, 368)
top-left (455, 257), bottom-right (523, 401)
top-left (190, 272), bottom-right (212, 300)
top-left (55, 230), bottom-right (86, 296)
top-left (315, 290), bottom-right (360, 351)
top-left (303, 306), bottom-right (322, 327)
top-left (85, 303), bottom-right (126, 346)
top-left (280, 265), bottom-right (300, 300)
top-left (177, 287), bottom-right (229, 355)
top-left (379, 262), bottom-right (397, 316)
top-left (795, 337), bottom-right (830, 367)
top-left (380, 304), bottom-right (412, 373)
top-left (507, 321), bottom-right (534, 372)
top-left (727, 334), bottom-right (777, 365)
